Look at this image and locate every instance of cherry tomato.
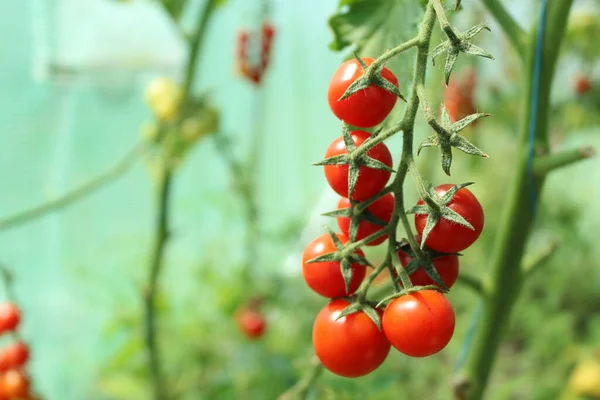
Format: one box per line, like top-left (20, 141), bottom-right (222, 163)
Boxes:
top-left (328, 57), bottom-right (399, 128)
top-left (235, 308), bottom-right (266, 339)
top-left (575, 75), bottom-right (592, 94)
top-left (0, 341), bottom-right (29, 371)
top-left (414, 184), bottom-right (484, 253)
top-left (0, 304), bottom-right (20, 335)
top-left (397, 249), bottom-right (459, 289)
top-left (336, 194), bottom-right (394, 246)
top-left (324, 131), bottom-right (393, 201)
top-left (444, 68), bottom-right (477, 124)
top-left (313, 299), bottom-right (390, 377)
top-left (382, 290), bottom-right (455, 357)
top-left (0, 369), bottom-right (30, 398)
top-left (302, 233), bottom-right (366, 298)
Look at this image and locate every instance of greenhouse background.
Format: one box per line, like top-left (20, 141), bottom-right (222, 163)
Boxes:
top-left (0, 0), bottom-right (599, 399)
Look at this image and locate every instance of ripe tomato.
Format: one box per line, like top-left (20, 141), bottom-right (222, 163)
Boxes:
top-left (0, 303), bottom-right (20, 334)
top-left (414, 184), bottom-right (484, 253)
top-left (336, 193), bottom-right (395, 246)
top-left (397, 249), bottom-right (459, 289)
top-left (444, 68), bottom-right (477, 124)
top-left (235, 308), bottom-right (266, 339)
top-left (328, 57), bottom-right (399, 128)
top-left (575, 75), bottom-right (592, 94)
top-left (302, 233), bottom-right (366, 298)
top-left (0, 342), bottom-right (29, 371)
top-left (0, 369), bottom-right (30, 398)
top-left (313, 299), bottom-right (390, 377)
top-left (324, 131), bottom-right (393, 201)
top-left (382, 290), bottom-right (455, 357)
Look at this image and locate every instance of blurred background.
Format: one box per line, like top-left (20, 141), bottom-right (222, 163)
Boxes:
top-left (0, 0), bottom-right (599, 399)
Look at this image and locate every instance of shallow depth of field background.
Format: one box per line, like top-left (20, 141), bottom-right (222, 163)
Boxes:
top-left (0, 0), bottom-right (599, 399)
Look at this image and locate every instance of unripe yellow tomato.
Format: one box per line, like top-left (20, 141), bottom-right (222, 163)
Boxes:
top-left (145, 77), bottom-right (182, 121)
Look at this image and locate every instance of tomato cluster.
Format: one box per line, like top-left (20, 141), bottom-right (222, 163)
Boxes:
top-left (235, 22), bottom-right (275, 85)
top-left (300, 57), bottom-right (486, 378)
top-left (0, 303), bottom-right (36, 400)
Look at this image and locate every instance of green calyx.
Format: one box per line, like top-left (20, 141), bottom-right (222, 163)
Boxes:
top-left (314, 125), bottom-right (395, 199)
top-left (323, 200), bottom-right (388, 242)
top-left (432, 22), bottom-right (494, 85)
top-left (376, 284), bottom-right (446, 308)
top-left (335, 300), bottom-right (383, 331)
top-left (406, 182), bottom-right (475, 250)
top-left (338, 54), bottom-right (407, 103)
top-left (305, 228), bottom-right (372, 293)
top-left (418, 104), bottom-right (489, 175)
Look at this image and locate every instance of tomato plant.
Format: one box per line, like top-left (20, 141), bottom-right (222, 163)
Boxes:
top-left (336, 193), bottom-right (394, 246)
top-left (382, 290), bottom-right (455, 357)
top-left (313, 299), bottom-right (390, 377)
top-left (301, 233), bottom-right (366, 298)
top-left (323, 130), bottom-right (393, 201)
top-left (0, 304), bottom-right (20, 335)
top-left (414, 184), bottom-right (484, 253)
top-left (397, 249), bottom-right (459, 289)
top-left (328, 57), bottom-right (399, 128)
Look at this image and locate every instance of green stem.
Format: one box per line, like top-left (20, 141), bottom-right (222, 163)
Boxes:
top-left (0, 143), bottom-right (144, 232)
top-left (480, 0), bottom-right (527, 59)
top-left (144, 2), bottom-right (218, 399)
top-left (144, 170), bottom-right (173, 400)
top-left (457, 1), bottom-right (574, 399)
top-left (533, 146), bottom-right (595, 176)
top-left (278, 358), bottom-right (324, 400)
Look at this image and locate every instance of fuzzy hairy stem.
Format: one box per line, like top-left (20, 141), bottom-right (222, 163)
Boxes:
top-left (455, 1), bottom-right (574, 399)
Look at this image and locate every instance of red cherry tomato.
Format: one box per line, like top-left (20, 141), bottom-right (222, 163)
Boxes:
top-left (236, 308), bottom-right (266, 339)
top-left (324, 131), bottom-right (393, 201)
top-left (414, 184), bottom-right (484, 253)
top-left (0, 341), bottom-right (29, 371)
top-left (575, 75), bottom-right (592, 94)
top-left (328, 57), bottom-right (399, 128)
top-left (444, 68), bottom-right (477, 124)
top-left (313, 299), bottom-right (390, 377)
top-left (336, 193), bottom-right (394, 246)
top-left (397, 249), bottom-right (459, 289)
top-left (0, 304), bottom-right (20, 335)
top-left (382, 290), bottom-right (455, 357)
top-left (0, 369), bottom-right (30, 398)
top-left (302, 233), bottom-right (366, 298)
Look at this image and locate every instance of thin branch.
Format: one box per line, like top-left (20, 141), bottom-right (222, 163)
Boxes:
top-left (533, 146), bottom-right (595, 176)
top-left (522, 239), bottom-right (559, 276)
top-left (278, 357), bottom-right (324, 400)
top-left (480, 0), bottom-right (527, 59)
top-left (0, 143), bottom-right (144, 232)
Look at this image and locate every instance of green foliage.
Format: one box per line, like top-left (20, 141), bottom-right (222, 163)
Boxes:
top-left (328, 0), bottom-right (423, 90)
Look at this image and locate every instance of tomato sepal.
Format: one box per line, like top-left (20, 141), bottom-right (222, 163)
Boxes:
top-left (335, 301), bottom-right (383, 331)
top-left (376, 284), bottom-right (446, 308)
top-left (431, 23), bottom-right (494, 85)
top-left (335, 54), bottom-right (407, 103)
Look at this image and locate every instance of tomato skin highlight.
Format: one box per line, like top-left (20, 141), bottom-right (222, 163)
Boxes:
top-left (324, 131), bottom-right (393, 201)
top-left (383, 290), bottom-right (455, 357)
top-left (414, 184), bottom-right (484, 253)
top-left (0, 369), bottom-right (30, 398)
top-left (302, 233), bottom-right (366, 298)
top-left (328, 57), bottom-right (399, 128)
top-left (236, 308), bottom-right (266, 339)
top-left (313, 299), bottom-right (390, 377)
top-left (336, 194), bottom-right (394, 246)
top-left (0, 304), bottom-right (20, 335)
top-left (397, 249), bottom-right (459, 289)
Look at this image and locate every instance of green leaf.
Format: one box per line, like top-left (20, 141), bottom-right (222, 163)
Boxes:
top-left (328, 0), bottom-right (423, 101)
top-left (160, 0), bottom-right (188, 19)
